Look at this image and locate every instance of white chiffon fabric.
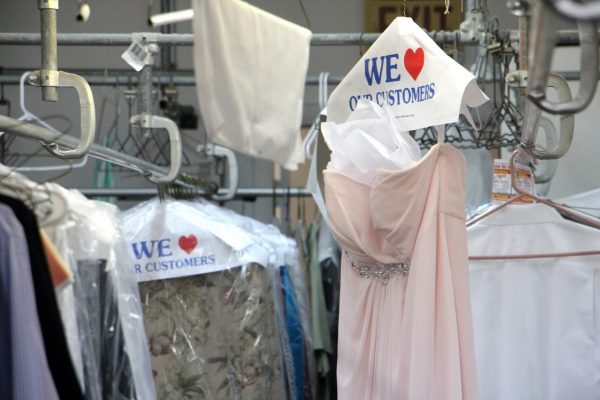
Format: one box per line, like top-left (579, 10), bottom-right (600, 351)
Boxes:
top-left (321, 100), bottom-right (421, 184)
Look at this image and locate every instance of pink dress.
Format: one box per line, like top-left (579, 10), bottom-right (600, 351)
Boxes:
top-left (324, 143), bottom-right (478, 400)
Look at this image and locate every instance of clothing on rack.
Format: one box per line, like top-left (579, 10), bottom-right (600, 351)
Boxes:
top-left (0, 193), bottom-right (85, 400)
top-left (121, 198), bottom-right (315, 400)
top-left (468, 203), bottom-right (600, 400)
top-left (325, 141), bottom-right (478, 400)
top-left (43, 184), bottom-right (156, 400)
top-left (0, 203), bottom-right (60, 400)
top-left (307, 220), bottom-right (341, 400)
top-left (191, 0), bottom-right (311, 170)
top-left (0, 164), bottom-right (156, 400)
top-left (461, 148), bottom-right (493, 214)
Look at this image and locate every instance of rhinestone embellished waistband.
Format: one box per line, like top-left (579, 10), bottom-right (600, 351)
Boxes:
top-left (344, 251), bottom-right (409, 284)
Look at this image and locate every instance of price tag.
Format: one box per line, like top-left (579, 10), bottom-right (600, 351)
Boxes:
top-left (492, 159), bottom-right (535, 205)
top-left (121, 40), bottom-right (151, 71)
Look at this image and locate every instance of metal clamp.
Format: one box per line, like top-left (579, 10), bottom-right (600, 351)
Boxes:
top-left (520, 73), bottom-right (575, 159)
top-left (205, 144), bottom-right (239, 201)
top-left (540, 0), bottom-right (600, 22)
top-left (29, 70), bottom-right (96, 159)
top-left (130, 113), bottom-right (182, 184)
top-left (528, 20), bottom-right (598, 114)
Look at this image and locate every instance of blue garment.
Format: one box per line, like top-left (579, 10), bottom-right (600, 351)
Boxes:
top-left (280, 265), bottom-right (304, 400)
top-left (0, 204), bottom-right (59, 400)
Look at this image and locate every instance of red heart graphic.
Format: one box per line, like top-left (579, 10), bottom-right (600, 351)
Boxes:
top-left (404, 48), bottom-right (425, 80)
top-left (178, 234), bottom-right (198, 254)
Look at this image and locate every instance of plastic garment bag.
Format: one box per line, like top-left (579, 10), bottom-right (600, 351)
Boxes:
top-left (321, 99), bottom-right (421, 184)
top-left (121, 198), bottom-right (316, 399)
top-left (44, 185), bottom-right (156, 400)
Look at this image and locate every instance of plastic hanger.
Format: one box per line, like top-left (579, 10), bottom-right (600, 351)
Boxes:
top-left (0, 163), bottom-right (68, 227)
top-left (0, 71), bottom-right (89, 172)
top-left (540, 0), bottom-right (600, 22)
top-left (526, 1), bottom-right (598, 115)
top-left (303, 72), bottom-right (329, 160)
top-left (129, 113), bottom-right (182, 184)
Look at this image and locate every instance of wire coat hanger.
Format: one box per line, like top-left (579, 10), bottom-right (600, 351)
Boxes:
top-left (467, 150), bottom-right (600, 260)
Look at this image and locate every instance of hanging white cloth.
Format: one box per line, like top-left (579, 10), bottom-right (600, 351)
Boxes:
top-left (191, 0), bottom-right (311, 170)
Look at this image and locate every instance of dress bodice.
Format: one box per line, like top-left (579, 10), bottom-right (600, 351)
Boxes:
top-left (325, 143), bottom-right (467, 266)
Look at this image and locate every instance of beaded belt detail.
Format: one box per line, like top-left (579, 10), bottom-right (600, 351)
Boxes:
top-left (344, 251), bottom-right (409, 284)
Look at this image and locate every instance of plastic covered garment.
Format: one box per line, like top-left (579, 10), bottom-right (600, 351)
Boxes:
top-left (139, 264), bottom-right (286, 400)
top-left (44, 185), bottom-right (156, 400)
top-left (321, 99), bottom-right (421, 184)
top-left (120, 198), bottom-right (314, 400)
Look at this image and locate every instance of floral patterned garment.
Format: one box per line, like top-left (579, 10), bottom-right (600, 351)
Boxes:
top-left (139, 263), bottom-right (286, 400)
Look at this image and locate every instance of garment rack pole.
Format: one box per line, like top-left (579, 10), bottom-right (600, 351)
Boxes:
top-left (78, 187), bottom-right (311, 199)
top-left (0, 70), bottom-right (592, 85)
top-left (0, 32), bottom-right (459, 46)
top-left (0, 30), bottom-right (590, 46)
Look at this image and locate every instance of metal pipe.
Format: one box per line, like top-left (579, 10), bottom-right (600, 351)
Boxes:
top-left (518, 15), bottom-right (528, 96)
top-left (39, 0), bottom-right (58, 101)
top-left (0, 71), bottom-right (344, 86)
top-left (78, 187), bottom-right (311, 199)
top-left (0, 30), bottom-right (591, 46)
top-left (0, 32), bottom-right (471, 46)
top-left (0, 70), bottom-right (591, 86)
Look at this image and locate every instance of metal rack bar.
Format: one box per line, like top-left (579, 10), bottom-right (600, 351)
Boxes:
top-left (0, 30), bottom-right (588, 46)
top-left (0, 31), bottom-right (473, 46)
top-left (0, 70), bottom-right (591, 85)
top-left (0, 71), bottom-right (344, 86)
top-left (78, 187), bottom-right (311, 199)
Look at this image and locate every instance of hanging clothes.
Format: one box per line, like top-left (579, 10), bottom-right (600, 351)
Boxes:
top-left (307, 222), bottom-right (335, 400)
top-left (42, 185), bottom-right (156, 400)
top-left (468, 203), bottom-right (600, 400)
top-left (0, 194), bottom-right (85, 400)
top-left (0, 203), bottom-right (59, 400)
top-left (325, 142), bottom-right (478, 400)
top-left (121, 198), bottom-right (315, 399)
top-left (191, 0), bottom-right (311, 170)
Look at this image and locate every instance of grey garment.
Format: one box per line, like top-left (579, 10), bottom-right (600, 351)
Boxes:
top-left (460, 148), bottom-right (493, 214)
top-left (73, 259), bottom-right (137, 400)
top-left (317, 222), bottom-right (340, 267)
top-left (0, 204), bottom-right (60, 400)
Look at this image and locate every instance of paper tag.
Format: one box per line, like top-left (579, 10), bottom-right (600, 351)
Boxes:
top-left (492, 159), bottom-right (534, 205)
top-left (121, 40), bottom-right (150, 71)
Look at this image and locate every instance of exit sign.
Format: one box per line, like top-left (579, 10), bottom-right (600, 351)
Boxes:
top-left (365, 0), bottom-right (462, 32)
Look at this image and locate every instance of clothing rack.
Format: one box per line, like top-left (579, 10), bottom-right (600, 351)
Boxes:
top-left (0, 31), bottom-right (462, 46)
top-left (0, 69), bottom-right (343, 86)
top-left (0, 69), bottom-right (591, 86)
top-left (78, 187), bottom-right (311, 199)
top-left (0, 30), bottom-right (590, 47)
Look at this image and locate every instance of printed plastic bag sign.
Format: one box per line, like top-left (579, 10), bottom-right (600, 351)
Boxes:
top-left (326, 17), bottom-right (488, 128)
top-left (122, 200), bottom-right (270, 282)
